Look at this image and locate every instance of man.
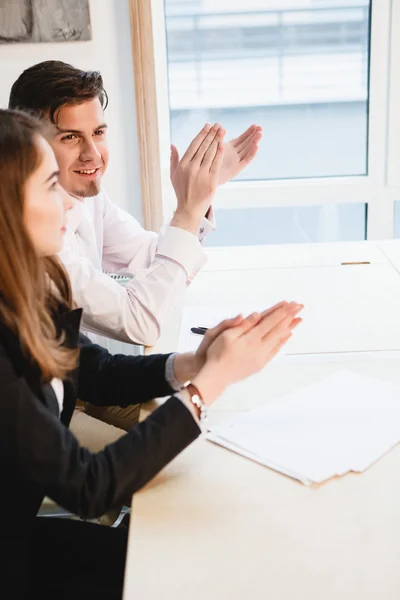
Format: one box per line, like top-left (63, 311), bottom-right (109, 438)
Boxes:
top-left (9, 61), bottom-right (262, 437)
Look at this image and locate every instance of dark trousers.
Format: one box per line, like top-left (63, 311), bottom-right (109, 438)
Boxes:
top-left (27, 517), bottom-right (128, 600)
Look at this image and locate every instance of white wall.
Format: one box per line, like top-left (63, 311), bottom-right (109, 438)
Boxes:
top-left (0, 0), bottom-right (143, 221)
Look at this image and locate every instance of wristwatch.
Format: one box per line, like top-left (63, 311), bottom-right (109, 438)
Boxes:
top-left (184, 382), bottom-right (208, 426)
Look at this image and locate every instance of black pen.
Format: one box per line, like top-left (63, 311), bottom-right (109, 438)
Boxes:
top-left (190, 327), bottom-right (208, 335)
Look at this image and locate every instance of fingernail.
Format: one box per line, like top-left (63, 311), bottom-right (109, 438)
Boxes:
top-left (291, 318), bottom-right (303, 328)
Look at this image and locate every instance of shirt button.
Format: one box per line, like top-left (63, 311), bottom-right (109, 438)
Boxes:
top-left (200, 228), bottom-right (204, 234)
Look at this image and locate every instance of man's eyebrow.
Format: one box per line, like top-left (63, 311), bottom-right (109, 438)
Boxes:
top-left (56, 127), bottom-right (81, 135)
top-left (56, 123), bottom-right (108, 135)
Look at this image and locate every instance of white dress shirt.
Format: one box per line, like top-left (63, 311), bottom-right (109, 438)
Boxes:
top-left (51, 378), bottom-right (64, 415)
top-left (59, 190), bottom-right (214, 347)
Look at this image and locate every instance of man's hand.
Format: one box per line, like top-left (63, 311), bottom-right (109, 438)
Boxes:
top-left (217, 124), bottom-right (262, 185)
top-left (170, 124), bottom-right (262, 190)
top-left (170, 123), bottom-right (225, 235)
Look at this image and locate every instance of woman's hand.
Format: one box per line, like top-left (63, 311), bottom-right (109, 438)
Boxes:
top-left (196, 313), bottom-right (243, 365)
top-left (172, 314), bottom-right (246, 386)
top-left (172, 303), bottom-right (300, 388)
top-left (192, 301), bottom-right (303, 406)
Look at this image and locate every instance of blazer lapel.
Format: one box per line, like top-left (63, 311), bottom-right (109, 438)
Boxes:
top-left (60, 380), bottom-right (75, 426)
top-left (56, 307), bottom-right (83, 347)
top-left (41, 382), bottom-right (61, 418)
top-left (57, 307), bottom-right (83, 426)
top-left (0, 308), bottom-right (83, 423)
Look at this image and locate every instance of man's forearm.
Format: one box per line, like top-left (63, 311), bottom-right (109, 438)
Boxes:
top-left (170, 208), bottom-right (203, 236)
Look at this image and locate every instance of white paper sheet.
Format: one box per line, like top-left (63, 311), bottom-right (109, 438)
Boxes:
top-left (207, 371), bottom-right (400, 484)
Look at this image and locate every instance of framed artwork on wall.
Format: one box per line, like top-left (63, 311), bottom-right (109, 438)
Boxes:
top-left (0, 0), bottom-right (91, 43)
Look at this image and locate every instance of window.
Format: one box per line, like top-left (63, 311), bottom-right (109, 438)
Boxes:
top-left (131, 0), bottom-right (399, 244)
top-left (166, 1), bottom-right (370, 181)
top-left (205, 204), bottom-right (367, 247)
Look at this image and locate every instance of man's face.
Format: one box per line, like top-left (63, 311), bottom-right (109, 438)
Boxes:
top-left (51, 98), bottom-right (109, 198)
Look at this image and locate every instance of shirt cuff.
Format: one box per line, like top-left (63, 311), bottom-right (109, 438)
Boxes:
top-left (165, 353), bottom-right (182, 392)
top-left (175, 389), bottom-right (205, 433)
top-left (157, 226), bottom-right (208, 281)
top-left (198, 208), bottom-right (216, 244)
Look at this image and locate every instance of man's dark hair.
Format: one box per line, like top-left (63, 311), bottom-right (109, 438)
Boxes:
top-left (9, 60), bottom-right (108, 123)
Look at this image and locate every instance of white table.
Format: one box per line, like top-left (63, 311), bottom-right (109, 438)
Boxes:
top-left (124, 241), bottom-right (400, 600)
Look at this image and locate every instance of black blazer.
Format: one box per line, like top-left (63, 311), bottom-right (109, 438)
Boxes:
top-left (0, 307), bottom-right (200, 550)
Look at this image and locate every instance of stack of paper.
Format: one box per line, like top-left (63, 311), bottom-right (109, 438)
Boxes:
top-left (207, 371), bottom-right (400, 484)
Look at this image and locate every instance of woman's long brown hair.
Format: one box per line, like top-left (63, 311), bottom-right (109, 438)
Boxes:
top-left (0, 109), bottom-right (78, 381)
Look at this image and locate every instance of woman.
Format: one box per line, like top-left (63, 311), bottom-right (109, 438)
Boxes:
top-left (0, 110), bottom-right (302, 599)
